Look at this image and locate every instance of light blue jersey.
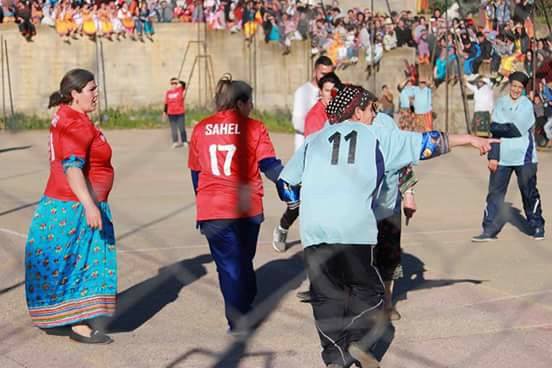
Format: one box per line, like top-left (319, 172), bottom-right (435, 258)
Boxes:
top-left (279, 120), bottom-right (423, 247)
top-left (492, 95), bottom-right (537, 166)
top-left (412, 86), bottom-right (432, 114)
top-left (372, 113), bottom-right (408, 220)
top-left (399, 86), bottom-right (415, 109)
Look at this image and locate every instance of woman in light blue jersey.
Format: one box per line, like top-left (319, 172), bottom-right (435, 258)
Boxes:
top-left (278, 85), bottom-right (497, 368)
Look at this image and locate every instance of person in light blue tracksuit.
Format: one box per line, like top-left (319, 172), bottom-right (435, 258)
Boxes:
top-left (277, 85), bottom-right (496, 368)
top-left (473, 71), bottom-right (546, 242)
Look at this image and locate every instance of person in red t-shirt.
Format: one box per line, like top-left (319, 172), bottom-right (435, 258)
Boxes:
top-left (304, 72), bottom-right (343, 138)
top-left (188, 75), bottom-right (284, 334)
top-left (163, 77), bottom-right (187, 148)
top-left (24, 69), bottom-right (116, 344)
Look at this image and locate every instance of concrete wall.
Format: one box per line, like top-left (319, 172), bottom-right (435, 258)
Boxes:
top-left (1, 23), bottom-right (475, 133)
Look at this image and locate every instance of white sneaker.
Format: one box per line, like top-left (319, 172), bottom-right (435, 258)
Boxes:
top-left (272, 225), bottom-right (288, 253)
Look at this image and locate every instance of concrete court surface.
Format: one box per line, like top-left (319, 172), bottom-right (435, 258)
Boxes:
top-left (1, 128), bottom-right (551, 368)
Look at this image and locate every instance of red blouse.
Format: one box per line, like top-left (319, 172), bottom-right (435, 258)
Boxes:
top-left (44, 105), bottom-right (114, 202)
top-left (304, 100), bottom-right (328, 137)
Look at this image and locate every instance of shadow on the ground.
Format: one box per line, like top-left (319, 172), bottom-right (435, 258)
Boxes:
top-left (504, 202), bottom-right (533, 236)
top-left (165, 251), bottom-right (306, 368)
top-left (0, 280), bottom-right (25, 295)
top-left (0, 145), bottom-right (32, 154)
top-left (99, 254), bottom-right (212, 333)
top-left (165, 347), bottom-right (276, 368)
top-left (394, 252), bottom-right (485, 303)
top-left (0, 201), bottom-right (39, 217)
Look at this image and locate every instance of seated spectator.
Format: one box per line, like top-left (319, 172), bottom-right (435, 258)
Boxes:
top-left (395, 18), bottom-right (414, 47)
top-left (12, 0), bottom-right (36, 42)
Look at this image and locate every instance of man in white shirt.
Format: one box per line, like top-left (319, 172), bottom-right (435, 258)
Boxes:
top-left (465, 76), bottom-right (494, 136)
top-left (292, 56), bottom-right (334, 150)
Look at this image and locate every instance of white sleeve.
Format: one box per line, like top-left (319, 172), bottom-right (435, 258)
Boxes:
top-left (292, 86), bottom-right (309, 132)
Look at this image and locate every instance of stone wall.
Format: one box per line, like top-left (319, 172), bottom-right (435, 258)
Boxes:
top-left (1, 22), bottom-right (476, 133)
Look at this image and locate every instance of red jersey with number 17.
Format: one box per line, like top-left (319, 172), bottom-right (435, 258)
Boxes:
top-left (188, 109), bottom-right (276, 221)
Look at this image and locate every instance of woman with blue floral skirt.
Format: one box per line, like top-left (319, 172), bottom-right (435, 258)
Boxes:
top-left (24, 69), bottom-right (117, 344)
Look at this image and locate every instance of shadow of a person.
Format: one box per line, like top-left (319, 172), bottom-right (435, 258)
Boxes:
top-left (504, 202), bottom-right (533, 236)
top-left (98, 254), bottom-right (212, 333)
top-left (394, 252), bottom-right (484, 303)
top-left (208, 251), bottom-right (306, 368)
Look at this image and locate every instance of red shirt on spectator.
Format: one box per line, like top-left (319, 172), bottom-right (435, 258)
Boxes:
top-left (188, 109), bottom-right (276, 221)
top-left (304, 100), bottom-right (328, 137)
top-left (44, 105), bottom-right (114, 202)
top-left (165, 86), bottom-right (186, 115)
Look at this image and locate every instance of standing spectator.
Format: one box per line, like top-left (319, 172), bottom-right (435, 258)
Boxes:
top-left (25, 69), bottom-right (117, 344)
top-left (383, 18), bottom-right (397, 51)
top-left (159, 0), bottom-right (173, 23)
top-left (164, 78), bottom-right (187, 148)
top-left (397, 77), bottom-right (416, 130)
top-left (379, 84), bottom-right (395, 117)
top-left (465, 76), bottom-right (494, 136)
top-left (495, 0), bottom-right (511, 31)
top-left (412, 79), bottom-right (433, 131)
top-left (473, 72), bottom-right (545, 242)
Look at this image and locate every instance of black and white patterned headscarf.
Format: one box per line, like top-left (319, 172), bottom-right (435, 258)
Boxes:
top-left (326, 85), bottom-right (377, 124)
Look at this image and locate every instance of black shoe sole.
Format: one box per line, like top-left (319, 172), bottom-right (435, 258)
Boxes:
top-left (69, 330), bottom-right (113, 344)
top-left (41, 326), bottom-right (71, 336)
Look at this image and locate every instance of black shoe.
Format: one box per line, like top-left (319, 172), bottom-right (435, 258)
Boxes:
top-left (471, 233), bottom-right (498, 242)
top-left (69, 329), bottom-right (113, 344)
top-left (296, 290), bottom-right (312, 302)
top-left (534, 227), bottom-right (545, 240)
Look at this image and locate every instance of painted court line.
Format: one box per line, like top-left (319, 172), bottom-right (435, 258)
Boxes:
top-left (0, 228), bottom-right (26, 239)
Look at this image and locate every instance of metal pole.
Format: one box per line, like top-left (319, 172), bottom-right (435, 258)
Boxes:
top-left (384, 0), bottom-right (392, 16)
top-left (532, 6), bottom-right (537, 97)
top-left (452, 33), bottom-right (471, 134)
top-left (539, 0), bottom-right (552, 34)
top-left (197, 22), bottom-right (202, 107)
top-left (1, 35), bottom-right (6, 123)
top-left (4, 39), bottom-right (14, 117)
top-left (95, 38), bottom-right (102, 117)
top-left (253, 30), bottom-right (257, 109)
top-left (203, 21), bottom-right (208, 108)
top-left (371, 0), bottom-right (376, 92)
top-left (100, 38), bottom-right (108, 112)
top-left (445, 0), bottom-right (449, 133)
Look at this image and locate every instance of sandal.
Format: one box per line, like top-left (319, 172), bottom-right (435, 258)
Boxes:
top-left (69, 329), bottom-right (113, 344)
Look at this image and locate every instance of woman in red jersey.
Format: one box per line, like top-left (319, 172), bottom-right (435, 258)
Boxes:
top-left (188, 75), bottom-right (284, 334)
top-left (304, 72), bottom-right (343, 138)
top-left (24, 69), bottom-right (116, 344)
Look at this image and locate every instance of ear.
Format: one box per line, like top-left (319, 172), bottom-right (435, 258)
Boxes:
top-left (352, 106), bottom-right (363, 120)
top-left (70, 89), bottom-right (79, 103)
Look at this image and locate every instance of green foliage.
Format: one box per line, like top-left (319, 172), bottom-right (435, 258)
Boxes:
top-left (0, 107), bottom-right (294, 133)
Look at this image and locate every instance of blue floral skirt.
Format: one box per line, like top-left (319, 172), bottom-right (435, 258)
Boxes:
top-left (24, 196), bottom-right (117, 328)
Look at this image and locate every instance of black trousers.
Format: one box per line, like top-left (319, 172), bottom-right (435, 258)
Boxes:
top-left (376, 213), bottom-right (402, 282)
top-left (304, 244), bottom-right (385, 367)
top-left (482, 163), bottom-right (545, 236)
top-left (279, 206), bottom-right (299, 229)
